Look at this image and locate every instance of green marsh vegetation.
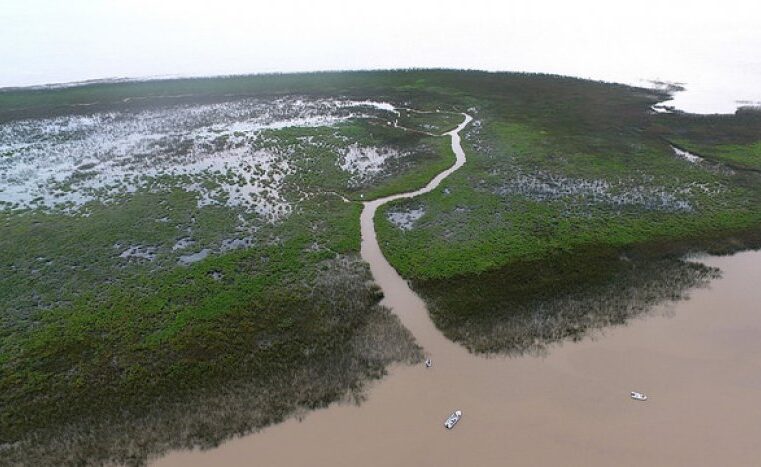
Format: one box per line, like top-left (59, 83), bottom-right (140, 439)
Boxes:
top-left (1, 70), bottom-right (760, 464)
top-left (370, 71), bottom-right (761, 353)
top-left (656, 108), bottom-right (761, 171)
top-left (412, 249), bottom-right (722, 354)
top-left (0, 90), bottom-right (444, 464)
top-left (394, 108), bottom-right (463, 135)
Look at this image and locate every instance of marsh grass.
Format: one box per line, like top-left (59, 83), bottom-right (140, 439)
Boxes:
top-left (394, 109), bottom-right (463, 135)
top-left (0, 89), bottom-right (445, 465)
top-left (374, 73), bottom-right (761, 282)
top-left (413, 249), bottom-right (720, 354)
top-left (656, 110), bottom-right (761, 171)
top-left (0, 256), bottom-right (422, 466)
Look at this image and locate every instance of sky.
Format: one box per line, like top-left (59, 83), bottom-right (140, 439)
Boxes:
top-left (2, 0), bottom-right (760, 113)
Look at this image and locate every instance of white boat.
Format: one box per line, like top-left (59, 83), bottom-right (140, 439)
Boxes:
top-left (425, 358), bottom-right (432, 368)
top-left (630, 391), bottom-right (648, 401)
top-left (444, 410), bottom-right (462, 429)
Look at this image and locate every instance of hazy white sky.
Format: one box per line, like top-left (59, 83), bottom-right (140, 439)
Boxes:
top-left (2, 0), bottom-right (760, 112)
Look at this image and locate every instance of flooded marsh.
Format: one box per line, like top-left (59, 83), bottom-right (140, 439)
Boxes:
top-left (0, 87), bottom-right (451, 464)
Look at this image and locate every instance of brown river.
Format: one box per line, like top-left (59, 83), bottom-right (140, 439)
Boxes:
top-left (155, 115), bottom-right (761, 467)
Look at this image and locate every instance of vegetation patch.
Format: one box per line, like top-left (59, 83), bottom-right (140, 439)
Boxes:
top-left (412, 248), bottom-right (720, 354)
top-left (1, 256), bottom-right (422, 465)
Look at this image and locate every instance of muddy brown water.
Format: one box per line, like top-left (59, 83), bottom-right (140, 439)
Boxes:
top-left (154, 115), bottom-right (761, 467)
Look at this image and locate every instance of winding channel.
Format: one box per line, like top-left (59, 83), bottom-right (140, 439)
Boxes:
top-left (360, 113), bottom-right (473, 356)
top-left (156, 114), bottom-right (761, 467)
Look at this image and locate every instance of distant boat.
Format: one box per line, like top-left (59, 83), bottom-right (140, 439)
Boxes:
top-left (630, 391), bottom-right (648, 401)
top-left (425, 358), bottom-right (432, 368)
top-left (444, 410), bottom-right (462, 429)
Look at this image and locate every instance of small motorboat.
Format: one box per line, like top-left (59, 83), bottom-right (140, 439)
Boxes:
top-left (425, 358), bottom-right (432, 368)
top-left (444, 410), bottom-right (462, 429)
top-left (630, 391), bottom-right (648, 401)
